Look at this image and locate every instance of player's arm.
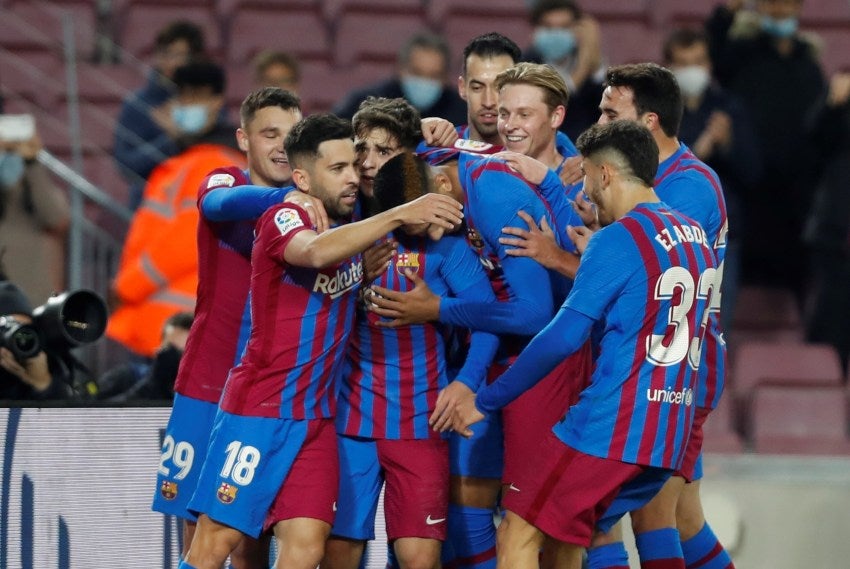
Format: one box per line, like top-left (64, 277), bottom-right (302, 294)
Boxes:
top-left (201, 184), bottom-right (289, 221)
top-left (447, 307), bottom-right (596, 435)
top-left (283, 193), bottom-right (463, 268)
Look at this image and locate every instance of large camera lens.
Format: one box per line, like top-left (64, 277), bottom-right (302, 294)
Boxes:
top-left (0, 317), bottom-right (41, 360)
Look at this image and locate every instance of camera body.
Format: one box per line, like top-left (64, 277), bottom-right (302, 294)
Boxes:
top-left (0, 289), bottom-right (107, 362)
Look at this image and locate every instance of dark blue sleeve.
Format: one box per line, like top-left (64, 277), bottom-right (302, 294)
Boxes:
top-left (476, 307), bottom-right (594, 412)
top-left (200, 185), bottom-right (291, 222)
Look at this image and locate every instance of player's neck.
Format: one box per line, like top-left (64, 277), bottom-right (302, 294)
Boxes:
top-left (468, 125), bottom-right (502, 147)
top-left (620, 184), bottom-right (659, 218)
top-left (655, 135), bottom-right (681, 163)
top-left (535, 144), bottom-right (563, 172)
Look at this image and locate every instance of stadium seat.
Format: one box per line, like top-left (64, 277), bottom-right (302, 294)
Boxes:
top-left (324, 0), bottom-right (424, 24)
top-left (118, 4), bottom-right (221, 60)
top-left (810, 28), bottom-right (850, 76)
top-left (443, 14), bottom-right (532, 69)
top-left (0, 50), bottom-right (64, 108)
top-left (333, 12), bottom-right (428, 67)
top-left (74, 62), bottom-right (142, 106)
top-left (227, 8), bottom-right (330, 65)
top-left (731, 341), bottom-right (843, 395)
top-left (0, 1), bottom-right (96, 55)
top-left (427, 0), bottom-right (526, 26)
top-left (301, 60), bottom-right (392, 113)
top-left (580, 0), bottom-right (651, 22)
top-left (598, 20), bottom-right (662, 66)
top-left (218, 0), bottom-right (321, 19)
top-left (731, 285), bottom-right (802, 333)
top-left (660, 0), bottom-right (719, 26)
top-left (702, 391), bottom-right (745, 454)
top-left (800, 0), bottom-right (850, 25)
top-left (750, 384), bottom-right (850, 455)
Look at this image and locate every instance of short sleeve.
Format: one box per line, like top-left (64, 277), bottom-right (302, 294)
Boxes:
top-left (256, 204), bottom-right (313, 263)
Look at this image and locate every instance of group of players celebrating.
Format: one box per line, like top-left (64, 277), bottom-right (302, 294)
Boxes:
top-left (151, 31), bottom-right (734, 569)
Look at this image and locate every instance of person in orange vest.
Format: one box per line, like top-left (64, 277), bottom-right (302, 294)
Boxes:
top-left (108, 61), bottom-right (245, 358)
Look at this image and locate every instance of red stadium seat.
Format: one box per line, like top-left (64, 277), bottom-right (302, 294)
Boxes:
top-left (810, 28), bottom-right (850, 75)
top-left (323, 0), bottom-right (424, 24)
top-left (427, 0), bottom-right (526, 25)
top-left (800, 0), bottom-right (850, 25)
top-left (443, 14), bottom-right (532, 71)
top-left (580, 0), bottom-right (651, 22)
top-left (702, 392), bottom-right (745, 454)
top-left (731, 285), bottom-right (802, 332)
top-left (333, 13), bottom-right (429, 67)
top-left (0, 51), bottom-right (64, 108)
top-left (751, 384), bottom-right (850, 455)
top-left (598, 20), bottom-right (662, 66)
top-left (301, 60), bottom-right (392, 113)
top-left (218, 0), bottom-right (321, 19)
top-left (731, 341), bottom-right (843, 395)
top-left (118, 4), bottom-right (221, 60)
top-left (74, 62), bottom-right (143, 106)
top-left (227, 8), bottom-right (331, 65)
top-left (661, 0), bottom-right (720, 25)
top-left (0, 1), bottom-right (97, 55)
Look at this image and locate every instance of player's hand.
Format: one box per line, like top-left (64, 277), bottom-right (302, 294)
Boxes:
top-left (567, 224), bottom-right (594, 255)
top-left (500, 210), bottom-right (559, 265)
top-left (362, 240), bottom-right (396, 283)
top-left (368, 268), bottom-right (440, 326)
top-left (284, 189), bottom-right (330, 233)
top-left (572, 190), bottom-right (599, 230)
top-left (451, 390), bottom-right (485, 438)
top-left (0, 348), bottom-right (53, 392)
top-left (559, 155), bottom-right (584, 187)
top-left (421, 117), bottom-right (459, 147)
top-left (394, 193), bottom-right (463, 232)
top-left (430, 380), bottom-right (475, 432)
top-left (492, 151), bottom-right (550, 185)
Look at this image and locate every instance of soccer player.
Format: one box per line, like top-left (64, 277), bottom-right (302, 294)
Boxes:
top-left (589, 63), bottom-right (732, 569)
top-left (152, 87), bottom-right (313, 567)
top-left (325, 151), bottom-right (500, 569)
top-left (369, 140), bottom-right (591, 569)
top-left (444, 120), bottom-right (717, 569)
top-left (179, 114), bottom-right (463, 569)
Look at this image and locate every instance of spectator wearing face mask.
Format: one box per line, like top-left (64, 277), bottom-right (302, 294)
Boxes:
top-left (663, 27), bottom-right (761, 334)
top-left (522, 0), bottom-right (605, 141)
top-left (113, 20), bottom-right (206, 210)
top-left (0, 115), bottom-right (69, 307)
top-left (107, 61), bottom-right (244, 359)
top-left (706, 0), bottom-right (824, 298)
top-left (333, 32), bottom-right (467, 126)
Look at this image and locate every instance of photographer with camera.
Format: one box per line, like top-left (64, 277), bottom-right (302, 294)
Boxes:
top-left (0, 280), bottom-right (71, 401)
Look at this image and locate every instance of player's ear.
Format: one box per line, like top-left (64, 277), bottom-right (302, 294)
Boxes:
top-left (457, 74), bottom-right (467, 101)
top-left (236, 128), bottom-right (250, 153)
top-left (550, 105), bottom-right (566, 129)
top-left (432, 172), bottom-right (452, 196)
top-left (291, 169), bottom-right (310, 193)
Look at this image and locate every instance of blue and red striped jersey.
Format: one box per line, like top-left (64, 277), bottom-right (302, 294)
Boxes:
top-left (174, 167), bottom-right (255, 403)
top-left (220, 204), bottom-right (363, 419)
top-left (655, 143), bottom-right (728, 409)
top-left (555, 203), bottom-right (717, 469)
top-left (338, 234), bottom-right (498, 440)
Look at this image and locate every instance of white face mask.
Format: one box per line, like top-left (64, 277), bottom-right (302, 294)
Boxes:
top-left (673, 65), bottom-right (711, 98)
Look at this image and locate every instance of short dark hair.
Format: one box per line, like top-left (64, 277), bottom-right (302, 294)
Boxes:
top-left (240, 87), bottom-right (301, 128)
top-left (605, 63), bottom-right (683, 138)
top-left (252, 50), bottom-right (301, 83)
top-left (662, 28), bottom-right (709, 64)
top-left (172, 60), bottom-right (226, 95)
top-left (529, 0), bottom-right (582, 26)
top-left (352, 97), bottom-right (422, 151)
top-left (284, 113), bottom-right (353, 169)
top-left (398, 32), bottom-right (450, 71)
top-left (462, 32), bottom-right (522, 76)
top-left (372, 152), bottom-right (431, 214)
top-left (164, 311), bottom-right (194, 331)
top-left (576, 121), bottom-right (659, 187)
top-left (154, 21), bottom-right (205, 56)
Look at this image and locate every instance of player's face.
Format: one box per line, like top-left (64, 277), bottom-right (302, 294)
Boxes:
top-left (597, 85), bottom-right (641, 126)
top-left (581, 158), bottom-right (614, 226)
top-left (305, 139), bottom-right (360, 222)
top-left (498, 83), bottom-right (563, 160)
top-left (459, 54), bottom-right (516, 142)
top-left (355, 128), bottom-right (404, 198)
top-left (238, 106), bottom-right (303, 187)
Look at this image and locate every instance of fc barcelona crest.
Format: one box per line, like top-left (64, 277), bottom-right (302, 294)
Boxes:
top-left (217, 482), bottom-right (238, 504)
top-left (160, 480), bottom-right (178, 500)
top-left (395, 251), bottom-right (420, 275)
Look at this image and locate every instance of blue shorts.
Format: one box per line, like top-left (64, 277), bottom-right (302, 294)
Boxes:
top-left (333, 436), bottom-right (449, 541)
top-left (449, 410), bottom-right (503, 479)
top-left (187, 409), bottom-right (312, 538)
top-left (151, 393), bottom-right (218, 521)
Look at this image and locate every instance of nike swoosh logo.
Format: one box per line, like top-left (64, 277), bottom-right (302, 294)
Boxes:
top-left (508, 484), bottom-right (521, 492)
top-left (425, 515), bottom-right (446, 525)
top-left (332, 502), bottom-right (338, 512)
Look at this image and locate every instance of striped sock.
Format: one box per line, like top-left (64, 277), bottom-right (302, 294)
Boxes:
top-left (635, 528), bottom-right (685, 569)
top-left (587, 541), bottom-right (630, 569)
top-left (681, 523), bottom-right (735, 569)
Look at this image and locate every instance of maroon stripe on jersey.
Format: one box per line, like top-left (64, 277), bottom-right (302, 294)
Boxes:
top-left (294, 293), bottom-right (332, 418)
top-left (423, 324), bottom-right (441, 440)
top-left (655, 153), bottom-right (688, 184)
top-left (608, 212), bottom-right (661, 462)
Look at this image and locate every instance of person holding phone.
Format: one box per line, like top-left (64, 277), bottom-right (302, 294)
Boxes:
top-left (0, 113), bottom-right (70, 307)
